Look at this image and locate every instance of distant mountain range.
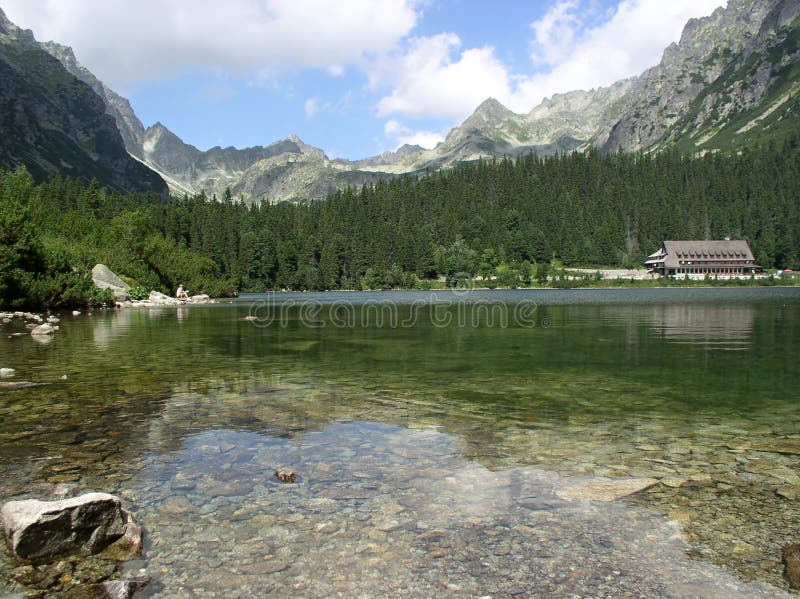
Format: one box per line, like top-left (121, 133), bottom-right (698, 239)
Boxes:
top-left (2, 0), bottom-right (799, 202)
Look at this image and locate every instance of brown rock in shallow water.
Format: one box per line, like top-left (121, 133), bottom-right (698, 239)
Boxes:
top-left (784, 543), bottom-right (800, 589)
top-left (99, 515), bottom-right (142, 561)
top-left (275, 469), bottom-right (296, 483)
top-left (99, 574), bottom-right (149, 599)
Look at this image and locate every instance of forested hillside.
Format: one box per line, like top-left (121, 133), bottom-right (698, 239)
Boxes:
top-left (2, 137), bottom-right (799, 307)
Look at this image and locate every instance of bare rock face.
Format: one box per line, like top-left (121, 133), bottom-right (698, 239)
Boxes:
top-left (599, 0), bottom-right (800, 152)
top-left (0, 9), bottom-right (166, 195)
top-left (1, 493), bottom-right (128, 563)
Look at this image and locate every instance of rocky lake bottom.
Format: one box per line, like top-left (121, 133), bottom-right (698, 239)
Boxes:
top-left (0, 289), bottom-right (798, 596)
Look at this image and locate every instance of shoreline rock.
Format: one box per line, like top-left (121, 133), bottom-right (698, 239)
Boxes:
top-left (1, 493), bottom-right (133, 563)
top-left (2, 492), bottom-right (147, 597)
top-left (92, 264), bottom-right (131, 302)
top-left (116, 291), bottom-right (215, 308)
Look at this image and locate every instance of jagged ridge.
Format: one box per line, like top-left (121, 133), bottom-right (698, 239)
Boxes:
top-left (28, 0), bottom-right (800, 202)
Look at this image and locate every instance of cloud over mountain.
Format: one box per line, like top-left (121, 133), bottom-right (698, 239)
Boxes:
top-left (2, 0), bottom-right (418, 89)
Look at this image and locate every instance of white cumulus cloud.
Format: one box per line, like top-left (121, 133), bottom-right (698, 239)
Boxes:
top-left (383, 119), bottom-right (444, 150)
top-left (397, 130), bottom-right (445, 149)
top-left (529, 0), bottom-right (581, 66)
top-left (373, 33), bottom-right (513, 120)
top-left (305, 98), bottom-right (320, 119)
top-left (374, 0), bottom-right (724, 123)
top-left (1, 0), bottom-right (418, 89)
top-left (511, 0), bottom-right (726, 110)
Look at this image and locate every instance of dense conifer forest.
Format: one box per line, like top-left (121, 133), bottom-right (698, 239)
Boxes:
top-left (1, 138), bottom-right (799, 307)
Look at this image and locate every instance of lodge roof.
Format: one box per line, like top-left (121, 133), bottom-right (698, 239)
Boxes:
top-left (648, 240), bottom-right (756, 269)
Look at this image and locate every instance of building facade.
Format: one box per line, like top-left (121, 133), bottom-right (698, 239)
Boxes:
top-left (644, 240), bottom-right (759, 278)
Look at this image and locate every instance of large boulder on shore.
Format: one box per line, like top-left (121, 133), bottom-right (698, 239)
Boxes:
top-left (1, 493), bottom-right (129, 563)
top-left (92, 264), bottom-right (131, 302)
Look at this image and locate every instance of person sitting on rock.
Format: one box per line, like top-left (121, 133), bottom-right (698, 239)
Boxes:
top-left (176, 284), bottom-right (189, 301)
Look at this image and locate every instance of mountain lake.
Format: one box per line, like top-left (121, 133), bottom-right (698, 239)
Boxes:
top-left (1, 287), bottom-right (799, 597)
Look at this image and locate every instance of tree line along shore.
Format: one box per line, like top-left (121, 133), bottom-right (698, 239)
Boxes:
top-left (1, 139), bottom-right (799, 309)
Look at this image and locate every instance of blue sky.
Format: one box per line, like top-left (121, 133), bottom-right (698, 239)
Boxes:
top-left (4, 0), bottom-right (724, 159)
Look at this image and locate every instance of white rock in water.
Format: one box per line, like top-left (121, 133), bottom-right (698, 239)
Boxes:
top-left (1, 493), bottom-right (127, 562)
top-left (30, 323), bottom-right (54, 336)
top-left (0, 368), bottom-right (15, 378)
top-left (72, 311), bottom-right (81, 316)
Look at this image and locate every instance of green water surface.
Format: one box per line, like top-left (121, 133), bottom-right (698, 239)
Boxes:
top-left (1, 288), bottom-right (799, 597)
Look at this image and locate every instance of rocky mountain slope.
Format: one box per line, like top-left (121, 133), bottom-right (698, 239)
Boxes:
top-left (23, 0), bottom-right (800, 202)
top-left (138, 124), bottom-right (386, 201)
top-left (598, 0), bottom-right (800, 152)
top-left (40, 40), bottom-right (147, 160)
top-left (0, 9), bottom-right (166, 195)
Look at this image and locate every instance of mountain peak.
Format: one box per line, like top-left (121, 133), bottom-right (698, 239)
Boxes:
top-left (0, 7), bottom-right (33, 42)
top-left (40, 40), bottom-right (77, 62)
top-left (461, 97), bottom-right (517, 133)
top-left (474, 97), bottom-right (513, 118)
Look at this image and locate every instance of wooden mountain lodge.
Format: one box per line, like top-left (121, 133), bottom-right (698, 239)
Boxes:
top-left (644, 240), bottom-right (759, 278)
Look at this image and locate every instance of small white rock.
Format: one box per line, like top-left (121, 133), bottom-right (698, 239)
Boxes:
top-left (0, 368), bottom-right (15, 378)
top-left (72, 310), bottom-right (81, 316)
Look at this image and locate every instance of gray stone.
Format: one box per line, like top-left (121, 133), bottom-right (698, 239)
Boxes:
top-left (92, 264), bottom-right (131, 302)
top-left (1, 493), bottom-right (127, 562)
top-left (148, 290), bottom-right (180, 305)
